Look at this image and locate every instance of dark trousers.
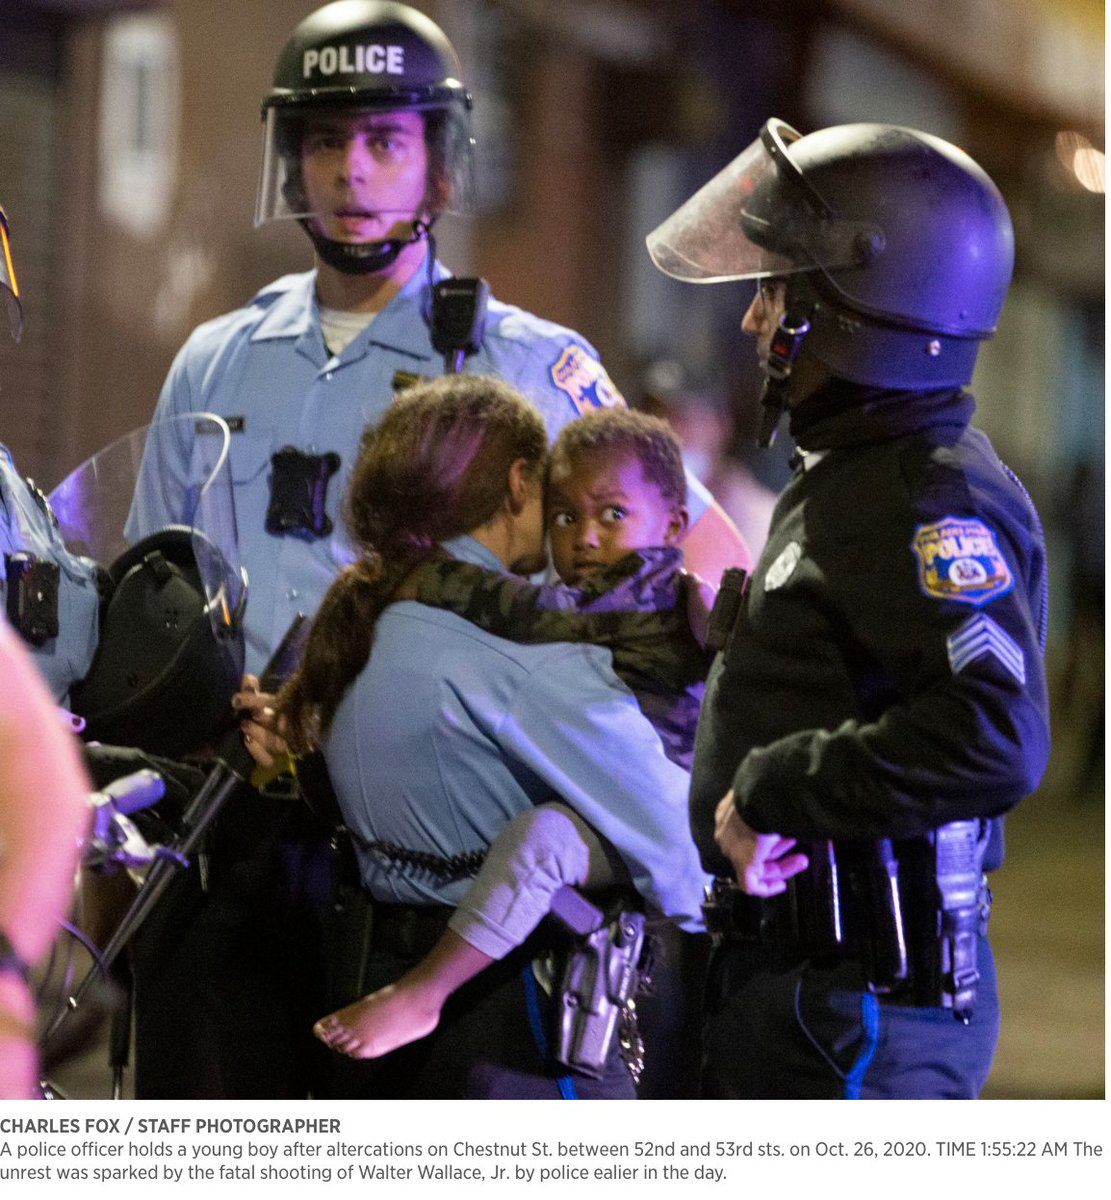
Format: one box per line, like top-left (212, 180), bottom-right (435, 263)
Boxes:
top-left (316, 887), bottom-right (636, 1100)
top-left (131, 790), bottom-right (336, 1099)
top-left (634, 924), bottom-right (710, 1099)
top-left (702, 936), bottom-right (1000, 1099)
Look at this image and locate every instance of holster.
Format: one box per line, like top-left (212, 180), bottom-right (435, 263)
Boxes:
top-left (546, 886), bottom-right (648, 1080)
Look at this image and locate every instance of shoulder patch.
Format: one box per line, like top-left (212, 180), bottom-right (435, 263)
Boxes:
top-left (548, 345), bottom-right (625, 414)
top-left (911, 516), bottom-right (1013, 606)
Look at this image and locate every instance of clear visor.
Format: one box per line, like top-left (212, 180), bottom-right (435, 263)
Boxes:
top-left (1, 212), bottom-right (23, 342)
top-left (49, 413), bottom-right (247, 645)
top-left (646, 132), bottom-right (879, 284)
top-left (254, 103), bottom-right (475, 227)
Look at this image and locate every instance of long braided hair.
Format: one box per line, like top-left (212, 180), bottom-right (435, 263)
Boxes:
top-left (279, 373), bottom-right (548, 750)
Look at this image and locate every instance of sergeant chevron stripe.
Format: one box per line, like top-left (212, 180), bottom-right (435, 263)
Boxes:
top-left (946, 614), bottom-right (1026, 685)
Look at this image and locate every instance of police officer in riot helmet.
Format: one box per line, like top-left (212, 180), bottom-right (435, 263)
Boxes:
top-left (1, 205), bottom-right (100, 705)
top-left (3, 204), bottom-right (242, 755)
top-left (1, 203), bottom-right (94, 1100)
top-left (648, 120), bottom-right (1050, 1098)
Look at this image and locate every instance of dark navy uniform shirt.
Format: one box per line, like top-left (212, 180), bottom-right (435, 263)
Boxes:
top-left (690, 385), bottom-right (1050, 877)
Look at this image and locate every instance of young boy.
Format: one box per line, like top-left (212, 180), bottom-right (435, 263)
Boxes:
top-left (313, 408), bottom-right (713, 1063)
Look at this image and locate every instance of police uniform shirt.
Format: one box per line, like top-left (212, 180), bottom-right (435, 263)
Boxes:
top-left (144, 264), bottom-right (711, 674)
top-left (324, 534), bottom-right (710, 929)
top-left (0, 443), bottom-right (99, 702)
top-left (689, 386), bottom-right (1050, 875)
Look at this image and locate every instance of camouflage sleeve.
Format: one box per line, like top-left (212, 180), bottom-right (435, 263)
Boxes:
top-left (415, 550), bottom-right (711, 692)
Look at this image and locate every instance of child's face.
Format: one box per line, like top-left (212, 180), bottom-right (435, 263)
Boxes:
top-left (547, 450), bottom-right (687, 585)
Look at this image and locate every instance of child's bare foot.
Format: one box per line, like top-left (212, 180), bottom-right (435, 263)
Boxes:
top-left (313, 980), bottom-right (442, 1060)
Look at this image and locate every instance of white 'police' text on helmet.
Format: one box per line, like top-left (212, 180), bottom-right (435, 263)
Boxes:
top-left (255, 0), bottom-right (474, 227)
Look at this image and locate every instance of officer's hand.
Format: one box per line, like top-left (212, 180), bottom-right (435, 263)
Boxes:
top-left (683, 571), bottom-right (718, 649)
top-left (714, 790), bottom-right (809, 898)
top-left (232, 675), bottom-right (288, 769)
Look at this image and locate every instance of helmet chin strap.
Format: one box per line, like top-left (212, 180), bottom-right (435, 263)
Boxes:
top-left (300, 216), bottom-right (433, 276)
top-left (757, 308), bottom-right (812, 448)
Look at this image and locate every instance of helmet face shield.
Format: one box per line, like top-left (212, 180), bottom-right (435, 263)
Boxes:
top-left (649, 117), bottom-right (1015, 391)
top-left (256, 1), bottom-right (475, 229)
top-left (646, 123), bottom-right (880, 284)
top-left (254, 100), bottom-right (474, 226)
top-left (49, 414), bottom-right (246, 651)
top-left (1, 206), bottom-right (23, 342)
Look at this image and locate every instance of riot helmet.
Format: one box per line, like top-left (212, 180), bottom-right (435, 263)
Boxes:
top-left (1, 205), bottom-right (23, 342)
top-left (68, 528), bottom-right (243, 758)
top-left (50, 414), bottom-right (247, 759)
top-left (647, 119), bottom-right (1015, 394)
top-left (256, 0), bottom-right (474, 275)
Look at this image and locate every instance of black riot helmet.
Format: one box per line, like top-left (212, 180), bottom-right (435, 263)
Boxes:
top-left (1, 204), bottom-right (23, 342)
top-left (256, 0), bottom-right (474, 275)
top-left (647, 119), bottom-right (1015, 398)
top-left (50, 413), bottom-right (248, 760)
top-left (69, 528), bottom-right (244, 759)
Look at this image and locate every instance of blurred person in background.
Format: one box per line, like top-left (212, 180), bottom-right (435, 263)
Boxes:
top-left (640, 357), bottom-right (778, 560)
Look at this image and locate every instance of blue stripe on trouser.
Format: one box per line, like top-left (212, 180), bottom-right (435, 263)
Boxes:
top-left (844, 992), bottom-right (881, 1099)
top-left (522, 964), bottom-right (579, 1100)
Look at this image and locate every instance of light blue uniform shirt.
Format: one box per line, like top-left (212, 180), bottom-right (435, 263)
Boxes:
top-left (323, 536), bottom-right (709, 930)
top-left (1, 443), bottom-right (100, 701)
top-left (146, 264), bottom-right (709, 673)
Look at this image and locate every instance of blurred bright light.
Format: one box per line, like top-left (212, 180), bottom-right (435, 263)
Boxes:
top-left (1055, 131), bottom-right (1106, 193)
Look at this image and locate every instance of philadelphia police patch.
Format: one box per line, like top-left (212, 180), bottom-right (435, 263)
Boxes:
top-left (549, 345), bottom-right (624, 414)
top-left (911, 516), bottom-right (1013, 606)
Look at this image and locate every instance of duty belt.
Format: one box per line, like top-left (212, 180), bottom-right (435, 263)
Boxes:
top-left (703, 821), bottom-right (993, 1022)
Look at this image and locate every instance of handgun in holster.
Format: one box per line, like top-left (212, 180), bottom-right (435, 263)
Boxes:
top-left (546, 885), bottom-right (648, 1080)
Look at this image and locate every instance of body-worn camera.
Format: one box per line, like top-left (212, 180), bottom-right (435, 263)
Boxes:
top-left (266, 446), bottom-right (341, 539)
top-left (4, 551), bottom-right (60, 645)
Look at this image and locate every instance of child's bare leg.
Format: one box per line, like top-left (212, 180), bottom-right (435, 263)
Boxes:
top-left (315, 805), bottom-right (619, 1059)
top-left (314, 929), bottom-right (491, 1059)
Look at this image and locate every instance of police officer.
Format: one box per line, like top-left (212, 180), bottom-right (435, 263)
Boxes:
top-left (647, 120), bottom-right (1051, 1098)
top-left (132, 1), bottom-right (746, 1099)
top-left (144, 0), bottom-right (747, 678)
top-left (1, 204), bottom-right (93, 1100)
top-left (1, 204), bottom-right (100, 704)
